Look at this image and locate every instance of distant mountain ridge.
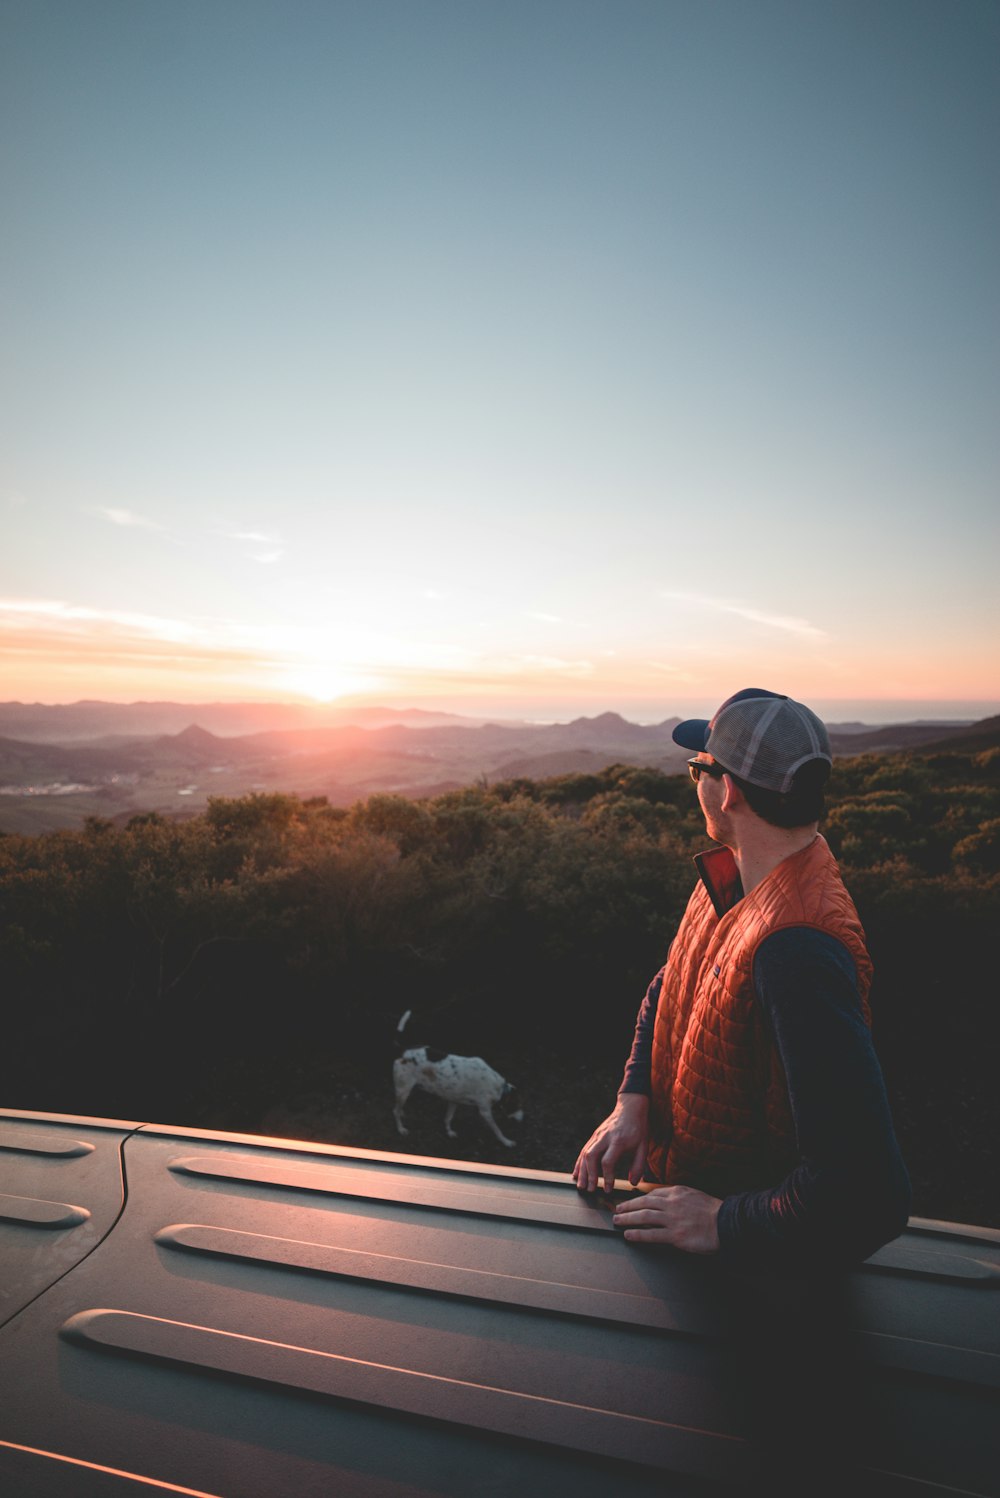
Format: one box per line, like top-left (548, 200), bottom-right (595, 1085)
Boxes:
top-left (824, 721), bottom-right (981, 754)
top-left (1, 701), bottom-right (995, 836)
top-left (0, 712), bottom-right (692, 827)
top-left (0, 698), bottom-right (983, 746)
top-left (917, 716), bottom-right (1000, 753)
top-left (0, 700), bottom-right (489, 743)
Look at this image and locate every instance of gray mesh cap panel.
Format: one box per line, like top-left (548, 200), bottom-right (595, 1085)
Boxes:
top-left (706, 695), bottom-right (831, 793)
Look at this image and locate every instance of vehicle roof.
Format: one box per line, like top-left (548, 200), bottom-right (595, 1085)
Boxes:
top-left (1, 1109), bottom-right (998, 1497)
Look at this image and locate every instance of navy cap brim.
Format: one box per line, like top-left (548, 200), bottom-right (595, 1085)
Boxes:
top-left (672, 718), bottom-right (710, 751)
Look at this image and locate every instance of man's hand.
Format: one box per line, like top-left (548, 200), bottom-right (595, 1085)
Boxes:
top-left (613, 1185), bottom-right (722, 1255)
top-left (572, 1093), bottom-right (649, 1194)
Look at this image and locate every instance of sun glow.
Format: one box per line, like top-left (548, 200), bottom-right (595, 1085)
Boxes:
top-left (278, 663), bottom-right (381, 703)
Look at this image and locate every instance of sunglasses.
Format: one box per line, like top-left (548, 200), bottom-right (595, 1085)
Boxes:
top-left (687, 757), bottom-right (726, 784)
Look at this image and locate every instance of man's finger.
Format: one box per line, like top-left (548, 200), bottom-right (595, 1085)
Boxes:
top-left (617, 1186), bottom-right (669, 1209)
top-left (619, 1224), bottom-right (674, 1244)
top-left (614, 1206), bottom-right (660, 1224)
top-left (575, 1143), bottom-right (599, 1193)
top-left (602, 1144), bottom-right (623, 1194)
top-left (614, 1195), bottom-right (667, 1221)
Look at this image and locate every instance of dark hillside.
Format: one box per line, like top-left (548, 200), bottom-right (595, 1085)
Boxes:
top-left (1, 749), bottom-right (997, 1228)
top-left (915, 715), bottom-right (1000, 753)
top-left (826, 722), bottom-right (976, 754)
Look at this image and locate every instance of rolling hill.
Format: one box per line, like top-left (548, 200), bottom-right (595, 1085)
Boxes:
top-left (0, 701), bottom-right (991, 834)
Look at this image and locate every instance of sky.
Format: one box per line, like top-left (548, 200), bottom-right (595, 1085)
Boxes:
top-left (2, 0), bottom-right (998, 724)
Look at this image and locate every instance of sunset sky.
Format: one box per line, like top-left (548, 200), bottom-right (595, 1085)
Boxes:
top-left (3, 0), bottom-right (998, 724)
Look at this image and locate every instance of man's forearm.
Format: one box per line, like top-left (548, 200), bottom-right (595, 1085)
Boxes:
top-left (618, 965), bottom-right (664, 1096)
top-left (717, 1152), bottom-right (912, 1272)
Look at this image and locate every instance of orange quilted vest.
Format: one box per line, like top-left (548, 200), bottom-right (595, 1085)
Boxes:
top-left (646, 834), bottom-right (872, 1197)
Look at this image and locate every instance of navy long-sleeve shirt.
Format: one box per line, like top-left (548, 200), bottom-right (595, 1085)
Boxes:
top-left (620, 926), bottom-right (911, 1272)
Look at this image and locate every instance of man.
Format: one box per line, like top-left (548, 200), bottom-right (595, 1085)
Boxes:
top-left (573, 688), bottom-right (911, 1272)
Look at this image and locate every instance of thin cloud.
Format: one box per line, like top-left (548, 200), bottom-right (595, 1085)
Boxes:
top-left (215, 527), bottom-right (283, 545)
top-left (513, 655), bottom-right (594, 677)
top-left (0, 597), bottom-right (197, 645)
top-left (359, 656), bottom-right (598, 693)
top-left (526, 611), bottom-right (562, 624)
top-left (95, 507), bottom-right (165, 531)
top-left (0, 599), bottom-right (294, 684)
top-left (382, 651), bottom-right (594, 683)
top-left (646, 661), bottom-right (695, 679)
top-left (662, 591), bottom-right (828, 642)
top-left (212, 526), bottom-right (286, 564)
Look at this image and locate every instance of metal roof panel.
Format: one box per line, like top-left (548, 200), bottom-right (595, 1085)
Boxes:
top-left (0, 1112), bottom-right (997, 1497)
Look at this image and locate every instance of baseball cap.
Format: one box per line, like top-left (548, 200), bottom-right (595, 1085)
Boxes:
top-left (672, 688), bottom-right (832, 794)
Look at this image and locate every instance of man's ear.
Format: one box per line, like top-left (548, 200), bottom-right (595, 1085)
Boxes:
top-left (720, 773), bottom-right (743, 813)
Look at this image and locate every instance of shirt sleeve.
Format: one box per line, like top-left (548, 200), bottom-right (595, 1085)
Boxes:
top-left (715, 927), bottom-right (912, 1273)
top-left (618, 965), bottom-right (665, 1096)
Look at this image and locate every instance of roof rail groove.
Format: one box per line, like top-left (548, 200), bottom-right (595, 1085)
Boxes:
top-left (0, 1193), bottom-right (91, 1230)
top-left (905, 1219), bottom-right (1000, 1248)
top-left (858, 1330), bottom-right (1000, 1392)
top-left (137, 1124), bottom-right (573, 1185)
top-left (864, 1242), bottom-right (1000, 1284)
top-left (0, 1439), bottom-right (225, 1497)
top-left (168, 1155), bottom-right (617, 1232)
top-left (60, 1308), bottom-right (752, 1485)
top-left (0, 1133), bottom-right (94, 1158)
top-left (154, 1223), bottom-right (710, 1335)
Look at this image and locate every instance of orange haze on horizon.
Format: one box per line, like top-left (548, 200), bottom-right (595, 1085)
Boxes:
top-left (1, 621), bottom-right (996, 724)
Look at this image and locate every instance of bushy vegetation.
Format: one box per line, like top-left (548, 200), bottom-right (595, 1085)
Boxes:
top-left (2, 749), bottom-right (998, 1224)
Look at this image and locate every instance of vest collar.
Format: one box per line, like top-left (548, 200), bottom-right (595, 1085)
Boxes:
top-left (693, 844), bottom-right (744, 917)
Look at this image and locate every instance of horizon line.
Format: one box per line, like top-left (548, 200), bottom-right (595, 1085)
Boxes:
top-left (1, 692), bottom-right (997, 728)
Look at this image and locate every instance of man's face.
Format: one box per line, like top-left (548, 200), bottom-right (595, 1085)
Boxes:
top-left (694, 755), bottom-right (733, 845)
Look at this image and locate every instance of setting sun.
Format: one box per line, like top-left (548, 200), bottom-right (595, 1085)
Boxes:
top-left (278, 664), bottom-right (382, 703)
